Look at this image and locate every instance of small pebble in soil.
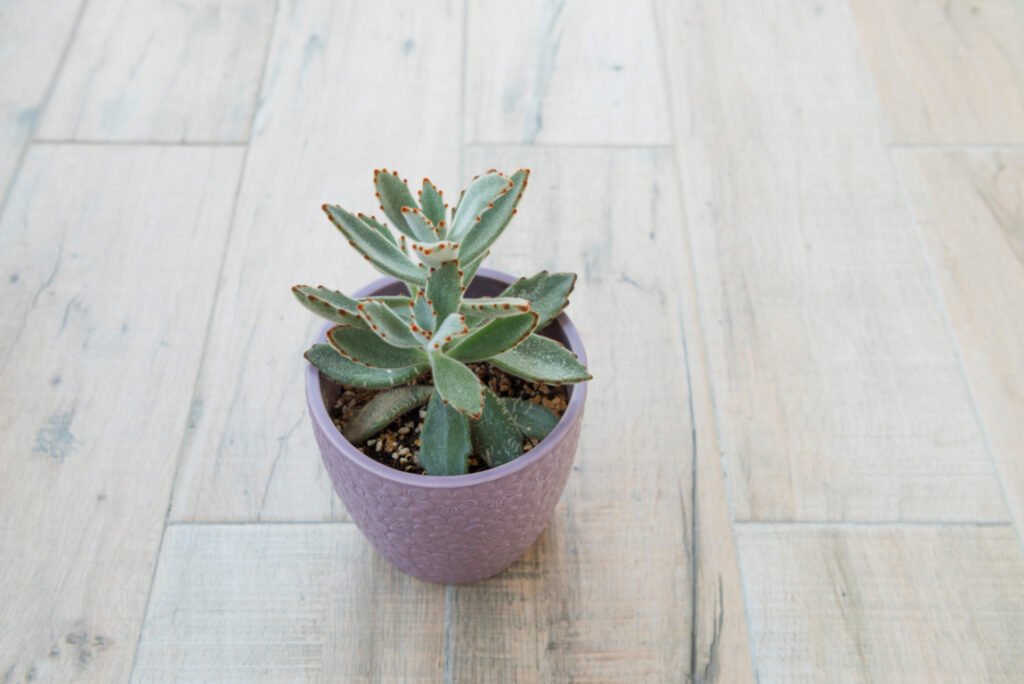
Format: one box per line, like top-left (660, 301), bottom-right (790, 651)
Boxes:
top-left (329, 363), bottom-right (569, 475)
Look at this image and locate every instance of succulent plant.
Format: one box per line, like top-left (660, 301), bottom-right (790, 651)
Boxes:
top-left (294, 169), bottom-right (590, 475)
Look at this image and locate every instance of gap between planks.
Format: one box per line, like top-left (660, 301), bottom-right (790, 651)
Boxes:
top-left (847, 8), bottom-right (1024, 552)
top-left (846, 0), bottom-right (1023, 552)
top-left (466, 141), bottom-right (675, 150)
top-left (648, 0), bottom-right (758, 681)
top-left (735, 521), bottom-right (1014, 530)
top-left (33, 139), bottom-right (248, 147)
top-left (889, 143), bottom-right (1024, 150)
top-left (0, 0), bottom-right (90, 221)
top-left (647, 6), bottom-right (719, 678)
top-left (889, 148), bottom-right (1024, 554)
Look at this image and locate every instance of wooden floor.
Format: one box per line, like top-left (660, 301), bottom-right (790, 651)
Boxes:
top-left (2, 1), bottom-right (1023, 681)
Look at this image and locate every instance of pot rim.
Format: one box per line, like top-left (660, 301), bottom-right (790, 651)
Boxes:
top-left (306, 267), bottom-right (589, 488)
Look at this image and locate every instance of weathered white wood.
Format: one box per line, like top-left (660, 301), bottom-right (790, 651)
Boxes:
top-left (448, 147), bottom-right (700, 681)
top-left (5, 0), bottom-right (1023, 678)
top-left (678, 142), bottom-right (1008, 523)
top-left (0, 145), bottom-right (242, 683)
top-left (0, 0), bottom-right (83, 196)
top-left (657, 0), bottom-right (1006, 522)
top-left (679, 196), bottom-right (757, 684)
top-left (464, 0), bottom-right (671, 145)
top-left (850, 0), bottom-right (1024, 144)
top-left (38, 0), bottom-right (276, 143)
top-left (895, 148), bottom-right (1024, 540)
top-left (653, 0), bottom-right (885, 145)
top-left (169, 0), bottom-right (465, 522)
top-left (132, 524), bottom-right (445, 682)
top-left (736, 525), bottom-right (1024, 682)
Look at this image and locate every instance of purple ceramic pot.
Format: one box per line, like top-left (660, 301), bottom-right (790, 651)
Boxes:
top-left (306, 268), bottom-right (588, 584)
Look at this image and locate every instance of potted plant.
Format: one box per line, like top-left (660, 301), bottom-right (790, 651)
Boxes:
top-left (295, 168), bottom-right (590, 583)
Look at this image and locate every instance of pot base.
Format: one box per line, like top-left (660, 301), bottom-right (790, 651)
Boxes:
top-left (311, 408), bottom-right (582, 584)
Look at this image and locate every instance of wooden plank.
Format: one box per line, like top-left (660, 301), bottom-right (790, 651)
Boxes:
top-left (653, 0), bottom-right (885, 145)
top-left (464, 0), bottom-right (671, 145)
top-left (651, 5), bottom-right (758, 667)
top-left (447, 147), bottom-right (698, 681)
top-left (849, 0), bottom-right (1024, 144)
top-left (0, 144), bottom-right (243, 683)
top-left (678, 196), bottom-right (757, 683)
top-left (169, 0), bottom-right (465, 522)
top-left (895, 148), bottom-right (1024, 539)
top-left (132, 524), bottom-right (445, 682)
top-left (736, 525), bottom-right (1024, 682)
top-left (38, 0), bottom-right (276, 143)
top-left (0, 0), bottom-right (84, 196)
top-left (656, 0), bottom-right (1007, 522)
top-left (677, 142), bottom-right (1007, 523)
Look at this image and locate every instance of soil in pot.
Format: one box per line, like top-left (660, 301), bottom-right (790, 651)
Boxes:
top-left (329, 362), bottom-right (569, 475)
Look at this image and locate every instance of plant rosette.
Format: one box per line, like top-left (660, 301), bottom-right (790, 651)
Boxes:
top-left (295, 169), bottom-right (591, 583)
top-left (308, 269), bottom-right (587, 583)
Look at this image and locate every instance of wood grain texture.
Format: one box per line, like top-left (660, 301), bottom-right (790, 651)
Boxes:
top-left (0, 0), bottom-right (84, 196)
top-left (736, 525), bottom-right (1024, 683)
top-left (657, 0), bottom-right (1006, 522)
top-left (0, 145), bottom-right (242, 683)
top-left (653, 0), bottom-right (885, 145)
top-left (132, 524), bottom-right (445, 683)
top-left (447, 147), bottom-right (699, 682)
top-left (38, 0), bottom-right (276, 143)
top-left (895, 148), bottom-right (1024, 539)
top-left (850, 0), bottom-right (1024, 144)
top-left (464, 0), bottom-right (671, 145)
top-left (676, 181), bottom-right (757, 684)
top-left (678, 142), bottom-right (1007, 523)
top-left (169, 0), bottom-right (465, 522)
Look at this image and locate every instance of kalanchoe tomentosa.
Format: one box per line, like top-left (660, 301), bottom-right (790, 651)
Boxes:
top-left (294, 169), bottom-right (591, 476)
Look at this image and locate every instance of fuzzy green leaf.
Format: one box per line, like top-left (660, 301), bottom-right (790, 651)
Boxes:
top-left (399, 206), bottom-right (440, 241)
top-left (426, 260), bottom-right (462, 325)
top-left (471, 388), bottom-right (523, 467)
top-left (447, 312), bottom-right (538, 363)
top-left (459, 296), bottom-right (531, 319)
top-left (362, 295), bottom-right (413, 320)
top-left (417, 390), bottom-right (471, 476)
top-left (374, 169), bottom-right (432, 241)
top-left (412, 290), bottom-right (434, 335)
top-left (499, 271), bottom-right (576, 328)
top-left (449, 172), bottom-right (513, 242)
top-left (499, 397), bottom-right (559, 440)
top-left (305, 344), bottom-right (426, 389)
top-left (459, 169), bottom-right (530, 264)
top-left (292, 285), bottom-right (365, 327)
top-left (328, 326), bottom-right (427, 368)
top-left (491, 334), bottom-right (591, 384)
top-left (429, 351), bottom-right (484, 418)
top-left (408, 239), bottom-right (460, 267)
top-left (357, 213), bottom-right (397, 246)
top-left (461, 249), bottom-right (488, 289)
top-left (342, 385), bottom-right (433, 444)
top-left (419, 179), bottom-right (447, 229)
top-left (357, 300), bottom-right (422, 348)
top-left (429, 313), bottom-right (470, 351)
top-left (322, 204), bottom-right (425, 286)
